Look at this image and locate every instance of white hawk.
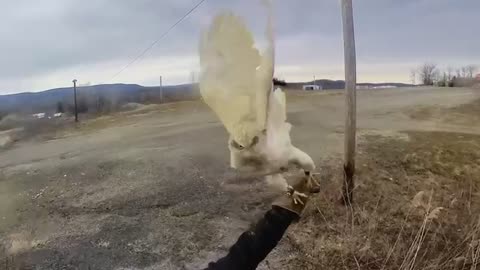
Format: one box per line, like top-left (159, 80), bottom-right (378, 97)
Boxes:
top-left (199, 3), bottom-right (317, 203)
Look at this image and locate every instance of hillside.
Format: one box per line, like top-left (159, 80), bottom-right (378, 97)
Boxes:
top-left (0, 79), bottom-right (413, 115)
top-left (0, 84), bottom-right (200, 114)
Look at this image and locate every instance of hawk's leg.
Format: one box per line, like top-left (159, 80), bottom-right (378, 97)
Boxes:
top-left (305, 171), bottom-right (321, 194)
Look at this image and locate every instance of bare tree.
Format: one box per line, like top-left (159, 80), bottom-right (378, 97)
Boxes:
top-left (418, 63), bottom-right (437, 85)
top-left (56, 102), bottom-right (64, 113)
top-left (456, 68), bottom-right (462, 78)
top-left (410, 69), bottom-right (416, 85)
top-left (461, 66), bottom-right (469, 78)
top-left (95, 94), bottom-right (111, 113)
top-left (466, 65), bottom-right (477, 78)
top-left (446, 66), bottom-right (453, 81)
top-left (436, 72), bottom-right (448, 87)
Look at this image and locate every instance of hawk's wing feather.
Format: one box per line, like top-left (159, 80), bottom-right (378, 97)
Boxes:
top-left (199, 10), bottom-right (274, 147)
top-left (265, 88), bottom-right (291, 163)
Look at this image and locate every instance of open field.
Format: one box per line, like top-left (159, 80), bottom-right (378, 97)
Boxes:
top-left (1, 87), bottom-right (480, 269)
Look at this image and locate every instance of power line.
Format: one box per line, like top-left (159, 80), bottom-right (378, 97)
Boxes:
top-left (107, 0), bottom-right (207, 82)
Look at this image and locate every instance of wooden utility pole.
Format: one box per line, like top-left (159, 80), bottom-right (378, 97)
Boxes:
top-left (341, 0), bottom-right (357, 204)
top-left (72, 79), bottom-right (78, 122)
top-left (159, 76), bottom-right (163, 103)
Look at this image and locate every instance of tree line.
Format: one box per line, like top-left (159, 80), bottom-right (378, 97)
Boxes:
top-left (411, 63), bottom-right (478, 87)
top-left (56, 94), bottom-right (114, 115)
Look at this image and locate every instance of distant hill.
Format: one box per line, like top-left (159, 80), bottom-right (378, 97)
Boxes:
top-left (0, 84), bottom-right (200, 114)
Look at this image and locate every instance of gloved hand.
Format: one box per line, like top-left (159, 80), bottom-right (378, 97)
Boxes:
top-left (272, 173), bottom-right (319, 218)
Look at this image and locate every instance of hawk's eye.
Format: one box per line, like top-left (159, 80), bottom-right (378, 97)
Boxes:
top-left (231, 140), bottom-right (244, 150)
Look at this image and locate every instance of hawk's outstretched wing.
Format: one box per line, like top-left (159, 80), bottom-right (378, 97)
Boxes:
top-left (199, 9), bottom-right (274, 147)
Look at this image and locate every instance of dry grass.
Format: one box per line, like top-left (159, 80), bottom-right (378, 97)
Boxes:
top-left (59, 100), bottom-right (203, 137)
top-left (0, 117), bottom-right (73, 149)
top-left (409, 98), bottom-right (480, 125)
top-left (449, 98), bottom-right (480, 117)
top-left (281, 131), bottom-right (480, 269)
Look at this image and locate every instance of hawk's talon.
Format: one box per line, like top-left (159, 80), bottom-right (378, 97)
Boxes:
top-left (292, 191), bottom-right (308, 205)
top-left (286, 185), bottom-right (307, 205)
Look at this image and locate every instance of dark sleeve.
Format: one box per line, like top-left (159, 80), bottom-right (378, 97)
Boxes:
top-left (203, 206), bottom-right (299, 270)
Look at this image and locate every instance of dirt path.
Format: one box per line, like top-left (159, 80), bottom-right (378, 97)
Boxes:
top-left (0, 87), bottom-right (478, 269)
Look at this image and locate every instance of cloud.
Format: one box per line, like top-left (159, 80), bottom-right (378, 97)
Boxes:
top-left (0, 0), bottom-right (479, 94)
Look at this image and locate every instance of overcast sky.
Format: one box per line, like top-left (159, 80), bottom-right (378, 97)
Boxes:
top-left (1, 0), bottom-right (478, 94)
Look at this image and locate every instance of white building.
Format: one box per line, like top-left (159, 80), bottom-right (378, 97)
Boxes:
top-left (302, 84), bottom-right (322, 91)
top-left (356, 85), bottom-right (371, 89)
top-left (373, 85), bottom-right (397, 89)
top-left (32, 113), bottom-right (45, 119)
